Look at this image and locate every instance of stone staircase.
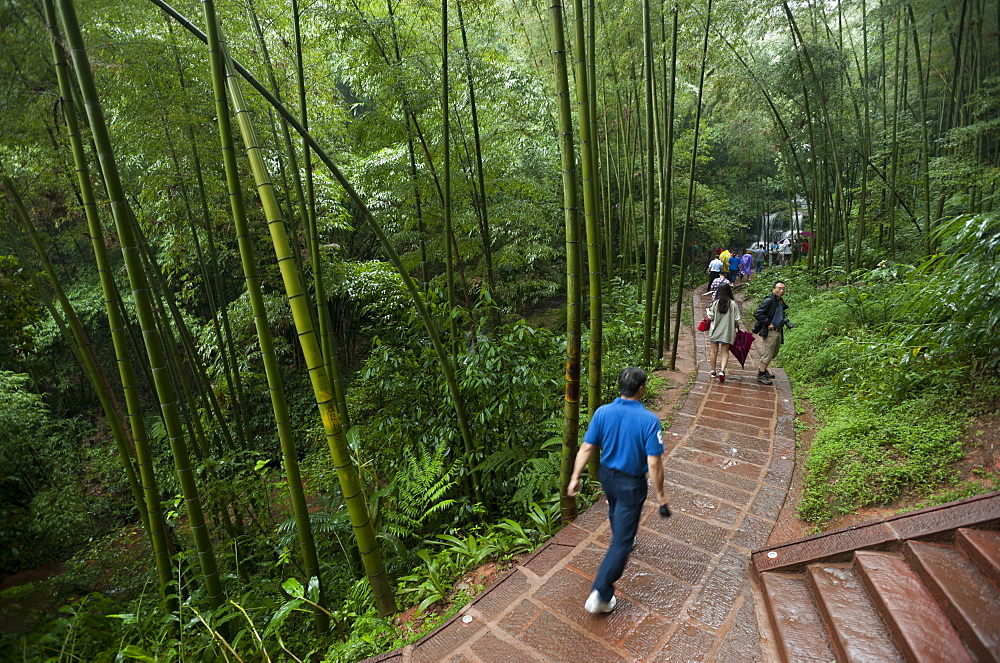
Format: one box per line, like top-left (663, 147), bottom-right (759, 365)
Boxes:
top-left (752, 493), bottom-right (1000, 662)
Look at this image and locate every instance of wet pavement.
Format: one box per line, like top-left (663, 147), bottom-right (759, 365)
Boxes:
top-left (367, 288), bottom-right (794, 662)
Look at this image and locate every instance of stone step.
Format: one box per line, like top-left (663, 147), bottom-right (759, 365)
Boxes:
top-left (904, 540), bottom-right (1000, 661)
top-left (759, 571), bottom-right (837, 663)
top-left (854, 551), bottom-right (972, 663)
top-left (955, 527), bottom-right (1000, 592)
top-left (806, 563), bottom-right (904, 662)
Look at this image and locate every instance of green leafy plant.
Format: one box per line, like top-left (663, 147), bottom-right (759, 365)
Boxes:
top-left (433, 533), bottom-right (501, 568)
top-left (797, 398), bottom-right (963, 524)
top-left (524, 499), bottom-right (562, 538)
top-left (375, 443), bottom-right (460, 540)
top-left (493, 519), bottom-right (539, 557)
top-left (396, 550), bottom-right (456, 616)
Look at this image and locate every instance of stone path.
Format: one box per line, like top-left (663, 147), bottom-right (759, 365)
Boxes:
top-left (367, 287), bottom-right (795, 662)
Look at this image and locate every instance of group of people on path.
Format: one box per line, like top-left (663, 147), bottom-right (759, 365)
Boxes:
top-left (756, 237), bottom-right (808, 267)
top-left (705, 280), bottom-right (790, 386)
top-left (706, 248), bottom-right (753, 289)
top-left (704, 239), bottom-right (808, 290)
top-left (565, 281), bottom-right (791, 616)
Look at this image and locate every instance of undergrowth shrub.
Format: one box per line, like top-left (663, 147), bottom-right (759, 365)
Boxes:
top-left (348, 318), bottom-right (564, 530)
top-left (798, 398), bottom-right (964, 523)
top-left (777, 217), bottom-right (1000, 524)
top-left (591, 278), bottom-right (651, 403)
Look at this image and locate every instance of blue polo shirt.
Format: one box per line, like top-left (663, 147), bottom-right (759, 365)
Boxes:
top-left (584, 398), bottom-right (664, 477)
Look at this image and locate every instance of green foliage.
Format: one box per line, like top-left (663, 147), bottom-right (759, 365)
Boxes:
top-left (0, 255), bottom-right (40, 369)
top-left (523, 498), bottom-right (562, 538)
top-left (492, 519), bottom-right (539, 557)
top-left (433, 533), bottom-right (501, 568)
top-left (396, 549), bottom-right (456, 616)
top-left (593, 278), bottom-right (650, 403)
top-left (2, 0), bottom-right (994, 658)
top-left (24, 593), bottom-right (122, 663)
top-left (376, 443), bottom-right (461, 539)
top-left (394, 499), bottom-right (556, 617)
top-left (892, 213), bottom-right (1000, 370)
top-left (797, 398), bottom-right (964, 523)
top-left (778, 251), bottom-right (997, 524)
top-left (351, 319), bottom-right (565, 520)
top-left (0, 372), bottom-right (91, 573)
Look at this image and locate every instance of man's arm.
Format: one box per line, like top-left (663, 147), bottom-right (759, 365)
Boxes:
top-left (647, 454), bottom-right (668, 506)
top-left (567, 442), bottom-right (597, 497)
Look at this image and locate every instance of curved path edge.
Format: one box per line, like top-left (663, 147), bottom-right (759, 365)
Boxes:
top-left (365, 287), bottom-right (795, 662)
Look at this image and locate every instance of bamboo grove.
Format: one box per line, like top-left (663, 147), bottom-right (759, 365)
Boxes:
top-left (0, 0), bottom-right (995, 654)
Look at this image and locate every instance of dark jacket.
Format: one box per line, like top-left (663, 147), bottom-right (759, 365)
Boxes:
top-left (753, 293), bottom-right (789, 337)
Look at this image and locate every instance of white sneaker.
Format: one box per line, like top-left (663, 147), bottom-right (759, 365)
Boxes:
top-left (584, 590), bottom-right (617, 614)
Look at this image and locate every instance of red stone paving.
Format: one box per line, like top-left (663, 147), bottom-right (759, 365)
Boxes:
top-left (365, 288), bottom-right (793, 662)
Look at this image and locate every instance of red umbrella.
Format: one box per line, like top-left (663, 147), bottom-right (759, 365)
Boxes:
top-left (729, 330), bottom-right (754, 368)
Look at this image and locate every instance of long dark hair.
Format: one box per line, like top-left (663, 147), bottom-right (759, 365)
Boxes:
top-left (716, 283), bottom-right (734, 314)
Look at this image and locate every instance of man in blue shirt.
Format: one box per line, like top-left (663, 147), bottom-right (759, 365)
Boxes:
top-left (568, 367), bottom-right (671, 614)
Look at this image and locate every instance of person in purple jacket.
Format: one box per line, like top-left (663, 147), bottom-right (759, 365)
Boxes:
top-left (740, 251), bottom-right (753, 282)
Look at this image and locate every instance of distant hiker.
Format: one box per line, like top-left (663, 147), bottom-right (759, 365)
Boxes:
top-left (720, 247), bottom-right (732, 264)
top-left (753, 245), bottom-right (766, 273)
top-left (779, 238), bottom-right (792, 265)
top-left (753, 281), bottom-right (790, 385)
top-left (801, 239), bottom-right (810, 256)
top-left (707, 256), bottom-right (723, 288)
top-left (727, 252), bottom-right (741, 282)
top-left (770, 243), bottom-right (779, 266)
top-left (740, 251), bottom-right (753, 282)
top-left (567, 367), bottom-right (671, 614)
top-left (708, 271), bottom-right (731, 300)
top-left (707, 283), bottom-right (740, 383)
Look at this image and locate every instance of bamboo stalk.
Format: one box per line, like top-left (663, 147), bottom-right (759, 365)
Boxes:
top-left (57, 0), bottom-right (224, 610)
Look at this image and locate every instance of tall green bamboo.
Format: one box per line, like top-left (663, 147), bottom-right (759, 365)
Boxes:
top-left (289, 0), bottom-right (351, 430)
top-left (57, 0), bottom-right (225, 610)
top-left (202, 7), bottom-right (395, 614)
top-left (42, 0), bottom-right (174, 608)
top-left (658, 4), bottom-right (677, 364)
top-left (153, 0), bottom-right (481, 504)
top-left (442, 0), bottom-right (460, 359)
top-left (455, 0), bottom-right (498, 323)
top-left (907, 3), bottom-right (933, 253)
top-left (386, 0), bottom-right (430, 290)
top-left (671, 0), bottom-right (711, 366)
top-left (550, 0), bottom-right (583, 523)
top-left (785, 3), bottom-right (850, 272)
top-left (640, 0), bottom-right (656, 365)
top-left (571, 0), bottom-right (602, 418)
top-left (200, 0), bottom-right (327, 628)
top-left (159, 24), bottom-right (251, 447)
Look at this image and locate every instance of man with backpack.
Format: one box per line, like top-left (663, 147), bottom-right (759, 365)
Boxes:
top-left (753, 281), bottom-right (791, 385)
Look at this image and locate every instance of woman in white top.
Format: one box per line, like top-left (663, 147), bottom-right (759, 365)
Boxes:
top-left (706, 283), bottom-right (740, 383)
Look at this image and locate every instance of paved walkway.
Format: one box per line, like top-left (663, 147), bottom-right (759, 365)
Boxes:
top-left (369, 287), bottom-right (795, 661)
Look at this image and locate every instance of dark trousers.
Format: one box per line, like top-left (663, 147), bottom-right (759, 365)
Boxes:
top-left (593, 465), bottom-right (648, 602)
top-left (708, 271), bottom-right (720, 288)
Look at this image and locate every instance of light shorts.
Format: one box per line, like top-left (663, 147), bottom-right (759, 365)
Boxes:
top-left (760, 330), bottom-right (783, 365)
